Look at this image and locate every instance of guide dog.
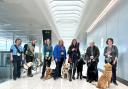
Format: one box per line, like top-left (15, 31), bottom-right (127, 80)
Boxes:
top-left (62, 63), bottom-right (70, 79)
top-left (97, 63), bottom-right (112, 89)
top-left (44, 67), bottom-right (55, 80)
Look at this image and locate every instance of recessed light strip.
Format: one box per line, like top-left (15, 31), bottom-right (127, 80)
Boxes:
top-left (87, 0), bottom-right (118, 33)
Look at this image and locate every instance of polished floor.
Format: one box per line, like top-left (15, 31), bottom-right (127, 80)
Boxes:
top-left (0, 62), bottom-right (128, 89)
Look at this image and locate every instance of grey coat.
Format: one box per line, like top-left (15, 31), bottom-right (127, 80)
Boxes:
top-left (104, 45), bottom-right (118, 63)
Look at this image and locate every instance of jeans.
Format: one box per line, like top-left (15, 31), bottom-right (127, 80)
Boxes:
top-left (54, 58), bottom-right (64, 78)
top-left (69, 60), bottom-right (78, 80)
top-left (12, 55), bottom-right (22, 79)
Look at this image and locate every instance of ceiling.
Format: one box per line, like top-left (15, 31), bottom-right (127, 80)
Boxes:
top-left (0, 0), bottom-right (57, 42)
top-left (0, 0), bottom-right (113, 45)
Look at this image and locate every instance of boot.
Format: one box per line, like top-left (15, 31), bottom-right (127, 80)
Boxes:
top-left (72, 75), bottom-right (75, 80)
top-left (80, 76), bottom-right (82, 80)
top-left (80, 72), bottom-right (82, 80)
top-left (77, 73), bottom-right (79, 79)
top-left (69, 69), bottom-right (72, 81)
top-left (40, 75), bottom-right (44, 79)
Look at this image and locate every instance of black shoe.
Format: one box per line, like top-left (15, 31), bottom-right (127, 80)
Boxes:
top-left (86, 79), bottom-right (89, 82)
top-left (17, 76), bottom-right (20, 78)
top-left (69, 75), bottom-right (72, 81)
top-left (54, 77), bottom-right (58, 80)
top-left (113, 82), bottom-right (118, 86)
top-left (72, 76), bottom-right (75, 80)
top-left (54, 77), bottom-right (56, 80)
top-left (69, 78), bottom-right (72, 81)
top-left (59, 75), bottom-right (62, 78)
top-left (76, 76), bottom-right (79, 79)
top-left (89, 80), bottom-right (92, 83)
top-left (13, 78), bottom-right (16, 80)
top-left (28, 74), bottom-right (33, 77)
top-left (80, 76), bottom-right (82, 80)
top-left (40, 76), bottom-right (44, 79)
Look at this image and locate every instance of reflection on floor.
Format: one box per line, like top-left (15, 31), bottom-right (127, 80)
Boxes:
top-left (0, 79), bottom-right (7, 83)
top-left (0, 62), bottom-right (128, 89)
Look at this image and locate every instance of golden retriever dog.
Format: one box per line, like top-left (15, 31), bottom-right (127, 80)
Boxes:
top-left (44, 67), bottom-right (53, 80)
top-left (97, 63), bottom-right (112, 89)
top-left (23, 62), bottom-right (33, 70)
top-left (62, 63), bottom-right (70, 79)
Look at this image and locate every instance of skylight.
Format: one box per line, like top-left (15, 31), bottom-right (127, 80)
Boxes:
top-left (48, 0), bottom-right (89, 46)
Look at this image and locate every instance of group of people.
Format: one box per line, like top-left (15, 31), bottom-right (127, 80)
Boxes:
top-left (40, 38), bottom-right (118, 85)
top-left (40, 39), bottom-right (80, 81)
top-left (85, 38), bottom-right (118, 86)
top-left (10, 37), bottom-right (118, 86)
top-left (10, 38), bottom-right (36, 80)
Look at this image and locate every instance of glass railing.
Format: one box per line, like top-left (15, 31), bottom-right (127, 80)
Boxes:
top-left (0, 51), bottom-right (12, 83)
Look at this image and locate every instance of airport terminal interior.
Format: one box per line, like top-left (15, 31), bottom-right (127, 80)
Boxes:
top-left (0, 0), bottom-right (128, 89)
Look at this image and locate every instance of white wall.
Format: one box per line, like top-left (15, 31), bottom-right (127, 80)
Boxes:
top-left (86, 0), bottom-right (128, 81)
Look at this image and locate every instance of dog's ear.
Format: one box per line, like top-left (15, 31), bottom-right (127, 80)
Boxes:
top-left (64, 64), bottom-right (66, 67)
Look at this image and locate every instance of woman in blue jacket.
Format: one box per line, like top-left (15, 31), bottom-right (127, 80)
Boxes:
top-left (53, 40), bottom-right (66, 79)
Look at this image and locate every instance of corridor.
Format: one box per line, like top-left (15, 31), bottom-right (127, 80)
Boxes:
top-left (0, 0), bottom-right (128, 89)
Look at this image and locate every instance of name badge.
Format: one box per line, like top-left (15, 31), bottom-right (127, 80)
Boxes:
top-left (17, 53), bottom-right (21, 56)
top-left (46, 52), bottom-right (49, 57)
top-left (61, 52), bottom-right (64, 55)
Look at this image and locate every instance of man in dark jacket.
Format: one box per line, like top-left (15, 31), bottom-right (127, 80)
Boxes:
top-left (86, 41), bottom-right (100, 83)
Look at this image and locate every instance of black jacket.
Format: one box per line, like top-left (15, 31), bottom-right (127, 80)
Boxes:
top-left (68, 45), bottom-right (80, 59)
top-left (86, 46), bottom-right (100, 62)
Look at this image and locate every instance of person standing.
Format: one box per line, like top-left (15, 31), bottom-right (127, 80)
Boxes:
top-left (40, 39), bottom-right (53, 79)
top-left (86, 41), bottom-right (100, 83)
top-left (10, 38), bottom-right (24, 80)
top-left (24, 40), bottom-right (36, 77)
top-left (53, 40), bottom-right (66, 79)
top-left (68, 39), bottom-right (80, 81)
top-left (104, 38), bottom-right (118, 85)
